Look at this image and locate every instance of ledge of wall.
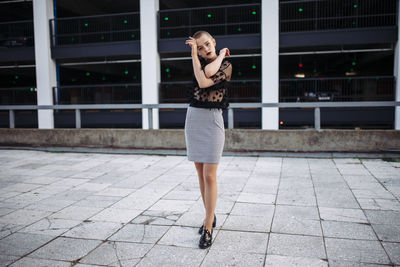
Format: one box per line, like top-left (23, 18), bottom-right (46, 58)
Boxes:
top-left (0, 129), bottom-right (399, 153)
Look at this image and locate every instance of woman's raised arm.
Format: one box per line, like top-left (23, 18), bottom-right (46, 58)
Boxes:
top-left (186, 37), bottom-right (213, 88)
top-left (203, 48), bottom-right (230, 78)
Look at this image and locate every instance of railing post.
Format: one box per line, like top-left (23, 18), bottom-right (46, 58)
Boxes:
top-left (189, 11), bottom-right (192, 36)
top-left (314, 107), bottom-right (321, 130)
top-left (228, 108), bottom-right (234, 129)
top-left (78, 19), bottom-right (82, 43)
top-left (75, 109), bottom-right (81, 129)
top-left (148, 108), bottom-right (153, 130)
top-left (224, 8), bottom-right (227, 35)
top-left (314, 1), bottom-right (318, 30)
top-left (9, 110), bottom-right (15, 128)
top-left (109, 16), bottom-right (112, 42)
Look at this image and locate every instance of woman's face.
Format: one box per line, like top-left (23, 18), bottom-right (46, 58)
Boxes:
top-left (196, 35), bottom-right (216, 60)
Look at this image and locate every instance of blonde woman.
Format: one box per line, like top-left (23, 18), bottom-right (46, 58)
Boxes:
top-left (184, 30), bottom-right (232, 249)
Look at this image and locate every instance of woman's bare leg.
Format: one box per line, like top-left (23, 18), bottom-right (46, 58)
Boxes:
top-left (194, 162), bottom-right (206, 207)
top-left (203, 163), bottom-right (218, 232)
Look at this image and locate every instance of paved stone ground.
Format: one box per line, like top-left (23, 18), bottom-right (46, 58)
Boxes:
top-left (0, 149), bottom-right (399, 267)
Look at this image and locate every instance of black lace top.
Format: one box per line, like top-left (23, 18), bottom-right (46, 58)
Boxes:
top-left (187, 56), bottom-right (232, 110)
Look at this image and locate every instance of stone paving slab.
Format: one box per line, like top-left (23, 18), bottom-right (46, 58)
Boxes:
top-left (0, 149), bottom-right (399, 266)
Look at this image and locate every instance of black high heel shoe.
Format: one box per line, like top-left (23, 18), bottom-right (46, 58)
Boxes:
top-left (198, 213), bottom-right (216, 234)
top-left (199, 228), bottom-right (213, 249)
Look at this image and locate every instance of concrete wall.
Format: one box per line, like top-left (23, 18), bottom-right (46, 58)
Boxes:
top-left (0, 129), bottom-right (399, 153)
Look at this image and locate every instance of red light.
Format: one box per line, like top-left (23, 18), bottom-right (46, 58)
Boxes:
top-left (280, 121), bottom-right (284, 125)
top-left (298, 63), bottom-right (303, 68)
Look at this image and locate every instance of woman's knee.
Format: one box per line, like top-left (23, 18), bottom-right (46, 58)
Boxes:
top-left (203, 172), bottom-right (216, 184)
top-left (203, 163), bottom-right (218, 183)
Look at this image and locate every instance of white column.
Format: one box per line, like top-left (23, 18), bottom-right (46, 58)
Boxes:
top-left (261, 0), bottom-right (279, 130)
top-left (394, 0), bottom-right (400, 130)
top-left (33, 0), bottom-right (56, 129)
top-left (140, 0), bottom-right (160, 129)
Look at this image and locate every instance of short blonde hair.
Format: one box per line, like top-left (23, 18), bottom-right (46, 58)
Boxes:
top-left (192, 30), bottom-right (213, 40)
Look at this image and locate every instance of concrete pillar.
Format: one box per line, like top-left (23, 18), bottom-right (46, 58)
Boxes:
top-left (394, 0), bottom-right (400, 130)
top-left (261, 0), bottom-right (279, 130)
top-left (140, 0), bottom-right (160, 129)
top-left (33, 0), bottom-right (56, 129)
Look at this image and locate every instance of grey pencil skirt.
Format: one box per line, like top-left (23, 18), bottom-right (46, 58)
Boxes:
top-left (184, 106), bottom-right (225, 164)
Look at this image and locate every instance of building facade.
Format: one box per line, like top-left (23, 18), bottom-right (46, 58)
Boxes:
top-left (0, 0), bottom-right (398, 130)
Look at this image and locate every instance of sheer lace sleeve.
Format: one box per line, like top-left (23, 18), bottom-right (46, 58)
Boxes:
top-left (210, 60), bottom-right (232, 84)
top-left (199, 59), bottom-right (232, 91)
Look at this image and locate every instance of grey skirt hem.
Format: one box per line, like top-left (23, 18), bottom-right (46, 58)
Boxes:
top-left (184, 106), bottom-right (225, 164)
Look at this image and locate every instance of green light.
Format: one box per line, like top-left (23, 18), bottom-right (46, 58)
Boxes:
top-left (102, 76), bottom-right (106, 81)
top-left (313, 69), bottom-right (317, 73)
top-left (299, 8), bottom-right (303, 12)
top-left (124, 20), bottom-right (127, 24)
top-left (164, 17), bottom-right (168, 21)
top-left (238, 27), bottom-right (242, 32)
top-left (167, 74), bottom-right (171, 78)
top-left (71, 37), bottom-right (75, 41)
top-left (125, 84), bottom-right (128, 88)
top-left (352, 21), bottom-right (356, 25)
top-left (165, 68), bottom-right (170, 73)
top-left (242, 80), bottom-right (247, 84)
top-left (30, 87), bottom-right (34, 92)
top-left (252, 11), bottom-right (256, 15)
top-left (167, 32), bottom-right (170, 35)
top-left (376, 77), bottom-right (380, 80)
top-left (207, 14), bottom-right (212, 18)
top-left (14, 75), bottom-right (18, 79)
top-left (252, 65), bottom-right (256, 69)
top-left (131, 34), bottom-right (135, 38)
top-left (238, 71), bottom-right (242, 76)
top-left (84, 23), bottom-right (88, 27)
top-left (352, 61), bottom-right (356, 66)
top-left (124, 70), bottom-right (129, 75)
top-left (71, 78), bottom-right (76, 82)
top-left (353, 4), bottom-right (358, 8)
top-left (85, 72), bottom-right (90, 76)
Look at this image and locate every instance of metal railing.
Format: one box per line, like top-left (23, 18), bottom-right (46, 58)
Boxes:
top-left (0, 87), bottom-right (37, 105)
top-left (158, 3), bottom-right (260, 39)
top-left (0, 20), bottom-right (34, 48)
top-left (49, 11), bottom-right (140, 46)
top-left (280, 76), bottom-right (394, 102)
top-left (158, 77), bottom-right (393, 103)
top-left (1, 102), bottom-right (399, 130)
top-left (2, 0), bottom-right (396, 50)
top-left (1, 77), bottom-right (393, 106)
top-left (159, 80), bottom-right (261, 103)
top-left (53, 84), bottom-right (142, 104)
top-left (280, 0), bottom-right (397, 32)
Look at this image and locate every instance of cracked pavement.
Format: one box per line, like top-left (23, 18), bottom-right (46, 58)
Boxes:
top-left (0, 149), bottom-right (399, 266)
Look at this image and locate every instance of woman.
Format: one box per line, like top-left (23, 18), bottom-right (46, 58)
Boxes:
top-left (184, 30), bottom-right (232, 249)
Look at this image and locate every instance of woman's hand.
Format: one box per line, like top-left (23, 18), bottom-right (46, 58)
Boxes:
top-left (219, 48), bottom-right (230, 58)
top-left (185, 37), bottom-right (198, 56)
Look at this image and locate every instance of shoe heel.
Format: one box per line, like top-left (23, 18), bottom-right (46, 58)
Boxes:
top-left (212, 213), bottom-right (216, 227)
